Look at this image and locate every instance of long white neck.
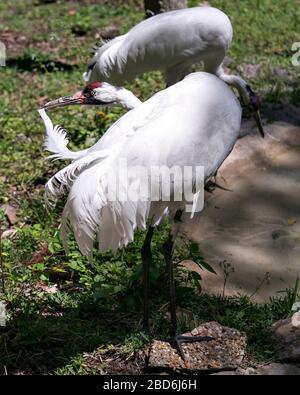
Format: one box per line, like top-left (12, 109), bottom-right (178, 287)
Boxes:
top-left (216, 66), bottom-right (250, 105)
top-left (118, 89), bottom-right (142, 110)
top-left (94, 83), bottom-right (142, 110)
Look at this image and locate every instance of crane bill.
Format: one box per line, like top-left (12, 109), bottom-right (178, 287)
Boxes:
top-left (252, 109), bottom-right (265, 138)
top-left (42, 94), bottom-right (84, 109)
top-left (42, 92), bottom-right (107, 109)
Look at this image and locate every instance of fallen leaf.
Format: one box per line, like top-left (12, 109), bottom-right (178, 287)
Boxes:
top-left (288, 218), bottom-right (297, 226)
top-left (26, 243), bottom-right (49, 265)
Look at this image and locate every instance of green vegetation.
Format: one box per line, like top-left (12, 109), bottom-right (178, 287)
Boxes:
top-left (0, 0), bottom-right (299, 374)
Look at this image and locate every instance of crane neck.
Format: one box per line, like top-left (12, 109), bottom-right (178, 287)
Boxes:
top-left (217, 67), bottom-right (250, 105)
top-left (118, 89), bottom-right (142, 110)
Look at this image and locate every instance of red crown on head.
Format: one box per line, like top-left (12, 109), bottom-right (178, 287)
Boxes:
top-left (87, 82), bottom-right (102, 90)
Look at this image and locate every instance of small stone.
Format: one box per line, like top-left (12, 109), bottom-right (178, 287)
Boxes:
top-left (1, 228), bottom-right (17, 240)
top-left (271, 318), bottom-right (300, 362)
top-left (0, 204), bottom-right (17, 225)
top-left (212, 364), bottom-right (300, 375)
top-left (255, 363), bottom-right (300, 375)
top-left (148, 321), bottom-right (247, 372)
top-left (292, 311), bottom-right (300, 328)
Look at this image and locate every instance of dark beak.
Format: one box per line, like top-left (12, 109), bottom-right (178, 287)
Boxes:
top-left (252, 109), bottom-right (265, 138)
top-left (42, 91), bottom-right (104, 110)
top-left (246, 85), bottom-right (265, 138)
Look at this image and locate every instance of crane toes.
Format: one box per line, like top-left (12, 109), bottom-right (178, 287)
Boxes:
top-left (170, 335), bottom-right (214, 361)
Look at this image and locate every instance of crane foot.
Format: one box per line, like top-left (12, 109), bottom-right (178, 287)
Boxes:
top-left (170, 335), bottom-right (214, 361)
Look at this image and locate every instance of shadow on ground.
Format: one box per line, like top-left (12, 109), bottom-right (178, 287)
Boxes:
top-left (182, 104), bottom-right (300, 301)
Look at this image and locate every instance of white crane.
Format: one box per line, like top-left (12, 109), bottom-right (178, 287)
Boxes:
top-left (78, 5), bottom-right (264, 136)
top-left (39, 72), bottom-right (252, 358)
top-left (84, 6), bottom-right (232, 86)
top-left (43, 6), bottom-right (264, 135)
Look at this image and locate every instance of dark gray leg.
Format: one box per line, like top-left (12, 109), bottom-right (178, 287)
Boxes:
top-left (162, 232), bottom-right (177, 336)
top-left (163, 210), bottom-right (213, 359)
top-left (141, 226), bottom-right (154, 334)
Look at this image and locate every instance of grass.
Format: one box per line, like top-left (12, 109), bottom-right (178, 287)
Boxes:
top-left (0, 0), bottom-right (300, 374)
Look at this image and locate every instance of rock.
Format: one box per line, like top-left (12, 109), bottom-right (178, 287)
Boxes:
top-left (212, 367), bottom-right (252, 375)
top-left (148, 321), bottom-right (247, 372)
top-left (213, 363), bottom-right (300, 375)
top-left (1, 228), bottom-right (17, 240)
top-left (292, 311), bottom-right (300, 328)
top-left (254, 363), bottom-right (300, 375)
top-left (271, 317), bottom-right (300, 362)
top-left (0, 204), bottom-right (17, 225)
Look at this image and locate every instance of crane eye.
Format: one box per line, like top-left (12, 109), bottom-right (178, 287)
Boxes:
top-left (83, 88), bottom-right (95, 98)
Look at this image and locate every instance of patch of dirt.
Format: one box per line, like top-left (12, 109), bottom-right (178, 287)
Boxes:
top-left (26, 243), bottom-right (49, 266)
top-left (34, 0), bottom-right (143, 7)
top-left (0, 31), bottom-right (27, 55)
top-left (240, 63), bottom-right (263, 79)
top-left (31, 41), bottom-right (53, 53)
top-left (82, 349), bottom-right (147, 374)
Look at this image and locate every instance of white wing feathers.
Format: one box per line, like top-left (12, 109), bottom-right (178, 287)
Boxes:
top-left (59, 162), bottom-right (152, 259)
top-left (83, 34), bottom-right (127, 83)
top-left (39, 108), bottom-right (112, 203)
top-left (44, 152), bottom-right (110, 206)
top-left (39, 109), bottom-right (89, 161)
top-left (39, 109), bottom-right (154, 257)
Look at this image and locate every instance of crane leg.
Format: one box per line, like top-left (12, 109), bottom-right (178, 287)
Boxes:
top-left (141, 226), bottom-right (154, 335)
top-left (162, 210), bottom-right (213, 360)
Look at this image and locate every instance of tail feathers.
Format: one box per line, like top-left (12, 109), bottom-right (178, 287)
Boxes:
top-left (38, 109), bottom-right (88, 161)
top-left (45, 151), bottom-right (111, 207)
top-left (60, 163), bottom-right (152, 258)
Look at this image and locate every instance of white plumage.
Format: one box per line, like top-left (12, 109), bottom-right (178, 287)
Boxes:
top-left (40, 72), bottom-right (242, 261)
top-left (84, 7), bottom-right (233, 87)
top-left (39, 6), bottom-right (264, 355)
top-left (43, 6), bottom-right (263, 136)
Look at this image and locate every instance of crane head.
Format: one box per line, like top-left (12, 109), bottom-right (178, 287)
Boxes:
top-left (41, 82), bottom-right (141, 110)
top-left (42, 82), bottom-right (115, 109)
